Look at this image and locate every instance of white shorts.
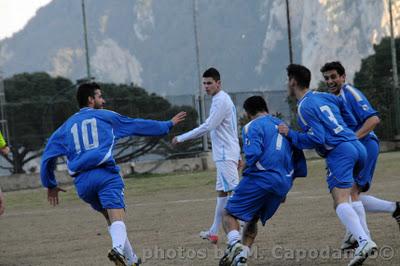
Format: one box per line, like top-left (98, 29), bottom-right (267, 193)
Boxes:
top-left (215, 160), bottom-right (239, 192)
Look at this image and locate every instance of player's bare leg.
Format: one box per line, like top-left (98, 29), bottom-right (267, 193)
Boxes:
top-left (220, 211), bottom-right (246, 266)
top-left (242, 216), bottom-right (258, 247)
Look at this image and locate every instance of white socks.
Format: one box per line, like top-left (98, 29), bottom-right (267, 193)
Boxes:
top-left (336, 203), bottom-right (370, 244)
top-left (351, 201), bottom-right (370, 238)
top-left (209, 196), bottom-right (228, 235)
top-left (359, 195), bottom-right (396, 213)
top-left (124, 238), bottom-right (138, 265)
top-left (227, 230), bottom-right (241, 246)
top-left (108, 222), bottom-right (138, 264)
top-left (109, 221), bottom-right (127, 254)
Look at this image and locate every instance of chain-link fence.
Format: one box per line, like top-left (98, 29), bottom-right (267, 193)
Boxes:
top-left (0, 90), bottom-right (289, 175)
top-left (0, 88), bottom-right (397, 176)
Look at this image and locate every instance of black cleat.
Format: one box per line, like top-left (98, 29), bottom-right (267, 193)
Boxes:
top-left (108, 248), bottom-right (128, 266)
top-left (219, 241), bottom-right (244, 266)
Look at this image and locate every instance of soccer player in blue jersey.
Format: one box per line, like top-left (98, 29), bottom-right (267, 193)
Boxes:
top-left (40, 82), bottom-right (186, 266)
top-left (219, 96), bottom-right (306, 266)
top-left (278, 64), bottom-right (377, 266)
top-left (321, 61), bottom-right (400, 248)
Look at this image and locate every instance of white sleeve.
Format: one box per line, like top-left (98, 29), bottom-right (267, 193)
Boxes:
top-left (176, 98), bottom-right (226, 142)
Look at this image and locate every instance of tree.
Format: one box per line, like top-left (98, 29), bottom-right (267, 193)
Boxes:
top-left (353, 37), bottom-right (400, 140)
top-left (4, 72), bottom-right (76, 173)
top-left (3, 74), bottom-right (199, 173)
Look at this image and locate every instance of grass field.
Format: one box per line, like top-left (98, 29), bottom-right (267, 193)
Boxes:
top-left (1, 152), bottom-right (400, 265)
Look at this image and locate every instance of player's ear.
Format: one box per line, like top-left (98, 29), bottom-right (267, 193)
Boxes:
top-left (87, 96), bottom-right (94, 105)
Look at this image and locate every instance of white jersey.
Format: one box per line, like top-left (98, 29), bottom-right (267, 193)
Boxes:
top-left (176, 90), bottom-right (240, 162)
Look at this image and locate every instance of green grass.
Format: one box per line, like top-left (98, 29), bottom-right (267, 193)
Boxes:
top-left (124, 170), bottom-right (216, 194)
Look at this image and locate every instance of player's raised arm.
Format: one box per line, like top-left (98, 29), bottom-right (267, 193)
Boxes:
top-left (171, 111), bottom-right (187, 125)
top-left (174, 99), bottom-right (225, 143)
top-left (109, 110), bottom-right (186, 139)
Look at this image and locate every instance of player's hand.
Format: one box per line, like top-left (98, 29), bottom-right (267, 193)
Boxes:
top-left (172, 137), bottom-right (179, 145)
top-left (238, 159), bottom-right (244, 170)
top-left (0, 191), bottom-right (5, 216)
top-left (171, 112), bottom-right (187, 125)
top-left (0, 146), bottom-right (10, 156)
top-left (278, 123), bottom-right (289, 136)
top-left (47, 187), bottom-right (66, 206)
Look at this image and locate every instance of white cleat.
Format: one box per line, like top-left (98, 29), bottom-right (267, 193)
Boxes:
top-left (199, 230), bottom-right (218, 244)
top-left (347, 240), bottom-right (378, 266)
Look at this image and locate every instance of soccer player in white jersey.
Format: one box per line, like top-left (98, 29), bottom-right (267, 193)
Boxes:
top-left (172, 67), bottom-right (241, 244)
top-left (321, 61), bottom-right (400, 249)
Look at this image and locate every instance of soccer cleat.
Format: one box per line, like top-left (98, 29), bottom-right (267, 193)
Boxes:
top-left (347, 240), bottom-right (377, 266)
top-left (219, 241), bottom-right (244, 266)
top-left (199, 230), bottom-right (218, 244)
top-left (392, 201), bottom-right (400, 230)
top-left (108, 248), bottom-right (128, 266)
top-left (340, 232), bottom-right (358, 251)
top-left (232, 254), bottom-right (248, 266)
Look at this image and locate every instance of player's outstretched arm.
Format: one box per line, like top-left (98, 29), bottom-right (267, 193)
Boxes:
top-left (47, 187), bottom-right (66, 206)
top-left (171, 111), bottom-right (187, 125)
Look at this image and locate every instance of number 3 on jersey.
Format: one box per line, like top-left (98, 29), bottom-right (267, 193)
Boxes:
top-left (71, 118), bottom-right (99, 153)
top-left (319, 105), bottom-right (343, 134)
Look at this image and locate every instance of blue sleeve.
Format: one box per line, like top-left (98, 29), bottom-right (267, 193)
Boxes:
top-left (243, 123), bottom-right (264, 167)
top-left (108, 111), bottom-right (173, 139)
top-left (346, 88), bottom-right (379, 123)
top-left (40, 126), bottom-right (67, 188)
top-left (287, 103), bottom-right (325, 149)
top-left (337, 96), bottom-right (358, 130)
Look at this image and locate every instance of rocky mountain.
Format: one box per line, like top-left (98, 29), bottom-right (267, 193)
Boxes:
top-left (0, 0), bottom-right (399, 95)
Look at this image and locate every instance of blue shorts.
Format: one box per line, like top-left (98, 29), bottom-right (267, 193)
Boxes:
top-left (326, 140), bottom-right (366, 191)
top-left (225, 176), bottom-right (285, 226)
top-left (358, 138), bottom-right (379, 192)
top-left (74, 168), bottom-right (125, 212)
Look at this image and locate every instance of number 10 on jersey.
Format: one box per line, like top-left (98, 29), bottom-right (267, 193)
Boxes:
top-left (71, 118), bottom-right (100, 153)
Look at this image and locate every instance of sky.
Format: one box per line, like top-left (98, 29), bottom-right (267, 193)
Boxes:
top-left (0, 0), bottom-right (53, 40)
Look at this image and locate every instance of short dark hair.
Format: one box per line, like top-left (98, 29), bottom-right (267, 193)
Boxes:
top-left (203, 67), bottom-right (220, 81)
top-left (76, 82), bottom-right (101, 108)
top-left (243, 96), bottom-right (269, 116)
top-left (320, 61), bottom-right (346, 76)
top-left (286, 64), bottom-right (311, 89)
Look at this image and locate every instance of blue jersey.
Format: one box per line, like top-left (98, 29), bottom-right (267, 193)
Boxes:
top-left (242, 115), bottom-right (297, 195)
top-left (340, 84), bottom-right (379, 141)
top-left (288, 90), bottom-right (357, 151)
top-left (41, 107), bottom-right (173, 188)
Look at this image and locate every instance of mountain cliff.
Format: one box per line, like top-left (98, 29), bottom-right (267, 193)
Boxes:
top-left (0, 0), bottom-right (399, 95)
